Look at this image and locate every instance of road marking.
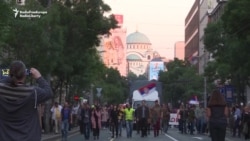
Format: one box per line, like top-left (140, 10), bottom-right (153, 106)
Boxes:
top-left (192, 137), bottom-right (203, 140)
top-left (225, 138), bottom-right (234, 141)
top-left (109, 137), bottom-right (115, 141)
top-left (164, 133), bottom-right (179, 141)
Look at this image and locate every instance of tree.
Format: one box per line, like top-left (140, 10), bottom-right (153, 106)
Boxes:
top-left (137, 73), bottom-right (148, 80)
top-left (95, 68), bottom-right (128, 104)
top-left (0, 0), bottom-right (118, 133)
top-left (204, 0), bottom-right (250, 103)
top-left (0, 1), bottom-right (12, 50)
top-left (127, 72), bottom-right (138, 82)
top-left (159, 58), bottom-right (203, 107)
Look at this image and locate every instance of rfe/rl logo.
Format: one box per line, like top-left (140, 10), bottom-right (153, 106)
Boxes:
top-left (13, 8), bottom-right (19, 18)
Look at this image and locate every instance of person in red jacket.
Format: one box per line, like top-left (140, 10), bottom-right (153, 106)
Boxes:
top-left (91, 105), bottom-right (102, 140)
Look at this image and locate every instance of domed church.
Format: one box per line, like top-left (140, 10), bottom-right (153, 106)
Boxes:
top-left (126, 31), bottom-right (160, 76)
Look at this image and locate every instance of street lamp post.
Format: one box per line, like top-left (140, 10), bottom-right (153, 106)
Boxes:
top-left (203, 50), bottom-right (208, 108)
top-left (96, 87), bottom-right (102, 105)
top-left (89, 84), bottom-right (94, 105)
top-left (204, 76), bottom-right (207, 108)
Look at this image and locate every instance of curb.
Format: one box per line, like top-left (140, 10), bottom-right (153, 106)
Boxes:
top-left (42, 129), bottom-right (79, 141)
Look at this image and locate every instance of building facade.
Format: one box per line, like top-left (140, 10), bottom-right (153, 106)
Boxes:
top-left (198, 0), bottom-right (218, 74)
top-left (208, 0), bottom-right (228, 23)
top-left (101, 28), bottom-right (127, 76)
top-left (185, 0), bottom-right (200, 69)
top-left (126, 31), bottom-right (161, 77)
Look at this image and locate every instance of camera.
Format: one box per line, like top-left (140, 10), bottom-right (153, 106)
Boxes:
top-left (26, 69), bottom-right (31, 76)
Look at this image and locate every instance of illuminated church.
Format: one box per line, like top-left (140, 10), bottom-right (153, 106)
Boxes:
top-left (126, 31), bottom-right (161, 76)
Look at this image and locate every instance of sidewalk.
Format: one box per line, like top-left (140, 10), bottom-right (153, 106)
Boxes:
top-left (41, 127), bottom-right (79, 141)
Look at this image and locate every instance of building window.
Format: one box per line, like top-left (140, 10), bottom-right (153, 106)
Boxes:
top-left (147, 55), bottom-right (151, 60)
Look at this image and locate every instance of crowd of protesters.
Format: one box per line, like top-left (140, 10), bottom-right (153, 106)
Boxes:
top-left (176, 90), bottom-right (250, 141)
top-left (41, 93), bottom-right (250, 141)
top-left (42, 99), bottom-right (173, 140)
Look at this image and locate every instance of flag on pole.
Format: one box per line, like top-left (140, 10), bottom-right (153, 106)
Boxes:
top-left (138, 83), bottom-right (156, 96)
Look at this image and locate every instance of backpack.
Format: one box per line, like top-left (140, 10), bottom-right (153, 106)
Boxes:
top-left (55, 107), bottom-right (61, 119)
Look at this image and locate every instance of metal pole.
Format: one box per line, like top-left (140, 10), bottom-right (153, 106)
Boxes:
top-left (204, 50), bottom-right (207, 108)
top-left (204, 76), bottom-right (207, 108)
top-left (89, 84), bottom-right (94, 105)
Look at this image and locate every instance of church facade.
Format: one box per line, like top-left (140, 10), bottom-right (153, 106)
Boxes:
top-left (99, 29), bottom-right (161, 77)
top-left (126, 31), bottom-right (161, 76)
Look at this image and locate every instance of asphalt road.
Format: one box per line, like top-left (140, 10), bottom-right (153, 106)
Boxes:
top-left (49, 127), bottom-right (245, 141)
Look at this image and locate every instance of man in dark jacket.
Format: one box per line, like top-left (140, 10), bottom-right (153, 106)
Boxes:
top-left (81, 103), bottom-right (91, 140)
top-left (61, 102), bottom-right (73, 141)
top-left (136, 100), bottom-right (150, 137)
top-left (110, 105), bottom-right (119, 138)
top-left (0, 60), bottom-right (53, 141)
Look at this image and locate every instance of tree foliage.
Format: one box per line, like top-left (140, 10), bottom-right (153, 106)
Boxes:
top-left (0, 0), bottom-right (118, 100)
top-left (204, 0), bottom-right (250, 102)
top-left (158, 59), bottom-right (203, 107)
top-left (95, 68), bottom-right (129, 105)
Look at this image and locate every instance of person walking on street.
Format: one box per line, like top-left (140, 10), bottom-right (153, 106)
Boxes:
top-left (61, 102), bottom-right (73, 141)
top-left (161, 103), bottom-right (170, 133)
top-left (151, 100), bottom-right (162, 137)
top-left (124, 103), bottom-right (135, 138)
top-left (179, 104), bottom-right (188, 134)
top-left (207, 90), bottom-right (228, 141)
top-left (117, 104), bottom-right (124, 136)
top-left (137, 100), bottom-right (150, 137)
top-left (187, 105), bottom-right (195, 135)
top-left (0, 60), bottom-right (53, 141)
top-left (77, 103), bottom-right (83, 134)
top-left (135, 103), bottom-right (141, 134)
top-left (72, 103), bottom-right (79, 127)
top-left (51, 102), bottom-right (62, 134)
top-left (233, 104), bottom-right (242, 138)
top-left (242, 101), bottom-right (250, 139)
top-left (91, 105), bottom-right (102, 140)
top-left (195, 104), bottom-right (203, 134)
top-left (81, 103), bottom-right (91, 140)
top-left (108, 105), bottom-right (114, 132)
top-left (101, 106), bottom-right (109, 129)
top-left (110, 105), bottom-right (119, 138)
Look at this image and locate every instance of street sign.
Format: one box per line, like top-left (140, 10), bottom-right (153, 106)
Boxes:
top-left (219, 85), bottom-right (234, 103)
top-left (225, 85), bottom-right (233, 102)
top-left (74, 96), bottom-right (79, 101)
top-left (96, 88), bottom-right (102, 97)
top-left (96, 88), bottom-right (102, 93)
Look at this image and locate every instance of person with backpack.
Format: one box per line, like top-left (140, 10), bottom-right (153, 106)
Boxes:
top-left (51, 102), bottom-right (62, 134)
